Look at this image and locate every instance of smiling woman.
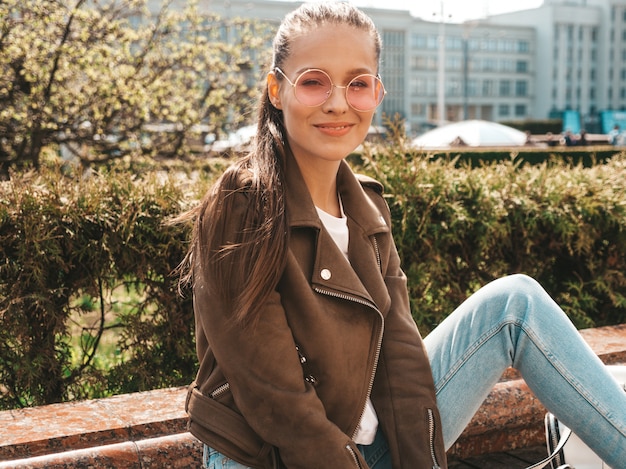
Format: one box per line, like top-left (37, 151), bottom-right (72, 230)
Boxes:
top-left (173, 2), bottom-right (626, 469)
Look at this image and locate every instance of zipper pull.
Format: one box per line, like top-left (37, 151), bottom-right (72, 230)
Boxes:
top-left (295, 344), bottom-right (307, 364)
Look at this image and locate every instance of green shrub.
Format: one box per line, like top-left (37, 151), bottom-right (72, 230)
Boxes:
top-left (0, 160), bottom-right (214, 409)
top-left (2, 149), bottom-right (626, 410)
top-left (357, 144), bottom-right (626, 334)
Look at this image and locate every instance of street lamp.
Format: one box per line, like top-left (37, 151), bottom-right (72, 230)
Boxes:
top-left (435, 1), bottom-right (448, 126)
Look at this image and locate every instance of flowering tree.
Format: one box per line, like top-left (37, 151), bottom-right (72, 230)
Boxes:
top-left (0, 0), bottom-right (271, 172)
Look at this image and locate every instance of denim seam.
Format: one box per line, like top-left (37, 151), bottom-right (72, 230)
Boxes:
top-left (520, 321), bottom-right (626, 437)
top-left (434, 318), bottom-right (523, 395)
top-left (434, 316), bottom-right (626, 436)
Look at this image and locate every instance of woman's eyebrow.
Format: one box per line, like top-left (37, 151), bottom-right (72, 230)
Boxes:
top-left (293, 67), bottom-right (375, 76)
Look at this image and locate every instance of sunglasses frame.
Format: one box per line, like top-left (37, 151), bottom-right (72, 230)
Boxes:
top-left (274, 67), bottom-right (386, 112)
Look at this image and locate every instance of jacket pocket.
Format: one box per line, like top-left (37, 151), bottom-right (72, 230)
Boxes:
top-left (187, 384), bottom-right (275, 467)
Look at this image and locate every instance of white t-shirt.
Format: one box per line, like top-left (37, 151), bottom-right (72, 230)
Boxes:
top-left (315, 204), bottom-right (379, 445)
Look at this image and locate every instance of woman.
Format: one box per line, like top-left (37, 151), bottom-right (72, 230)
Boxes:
top-left (180, 2), bottom-right (626, 468)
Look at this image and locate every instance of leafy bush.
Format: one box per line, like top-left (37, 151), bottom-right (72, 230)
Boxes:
top-left (2, 148), bottom-right (626, 410)
top-left (0, 160), bottom-right (215, 409)
top-left (358, 142), bottom-right (626, 333)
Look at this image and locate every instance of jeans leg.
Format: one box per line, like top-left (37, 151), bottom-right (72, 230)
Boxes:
top-left (424, 274), bottom-right (626, 467)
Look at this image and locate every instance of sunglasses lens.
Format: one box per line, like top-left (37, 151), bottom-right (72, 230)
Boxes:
top-left (292, 70), bottom-right (385, 111)
top-left (294, 70), bottom-right (333, 106)
top-left (347, 74), bottom-right (385, 111)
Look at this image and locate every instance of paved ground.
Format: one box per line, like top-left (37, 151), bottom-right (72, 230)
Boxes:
top-left (448, 446), bottom-right (547, 468)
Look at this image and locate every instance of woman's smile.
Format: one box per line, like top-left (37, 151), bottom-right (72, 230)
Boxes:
top-left (314, 121), bottom-right (355, 137)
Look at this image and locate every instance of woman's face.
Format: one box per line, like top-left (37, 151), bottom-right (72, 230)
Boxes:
top-left (269, 23), bottom-right (379, 167)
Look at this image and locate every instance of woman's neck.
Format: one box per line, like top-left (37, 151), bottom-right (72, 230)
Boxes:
top-left (294, 156), bottom-right (342, 217)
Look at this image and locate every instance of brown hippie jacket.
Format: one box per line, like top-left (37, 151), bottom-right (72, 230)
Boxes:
top-left (186, 152), bottom-right (447, 469)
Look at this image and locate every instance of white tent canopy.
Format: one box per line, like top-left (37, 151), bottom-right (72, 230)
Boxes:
top-left (412, 120), bottom-right (527, 148)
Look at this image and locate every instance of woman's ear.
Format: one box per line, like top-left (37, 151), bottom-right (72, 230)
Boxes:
top-left (267, 72), bottom-right (282, 109)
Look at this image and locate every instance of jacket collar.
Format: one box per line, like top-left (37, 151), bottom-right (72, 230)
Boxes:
top-left (284, 149), bottom-right (388, 236)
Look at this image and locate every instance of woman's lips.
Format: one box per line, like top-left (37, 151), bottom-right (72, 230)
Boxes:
top-left (314, 122), bottom-right (354, 137)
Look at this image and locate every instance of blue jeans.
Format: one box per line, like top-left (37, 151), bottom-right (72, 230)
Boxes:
top-left (202, 274), bottom-right (626, 468)
top-left (202, 429), bottom-right (391, 469)
top-left (425, 274), bottom-right (626, 468)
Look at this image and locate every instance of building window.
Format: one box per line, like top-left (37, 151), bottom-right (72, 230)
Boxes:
top-left (447, 78), bottom-right (461, 97)
top-left (468, 79), bottom-right (478, 97)
top-left (484, 58), bottom-right (497, 71)
top-left (499, 80), bottom-right (511, 96)
top-left (411, 103), bottom-right (426, 116)
top-left (411, 33), bottom-right (427, 48)
top-left (448, 56), bottom-right (462, 70)
top-left (499, 104), bottom-right (510, 116)
top-left (515, 104), bottom-right (526, 117)
top-left (448, 36), bottom-right (463, 50)
top-left (501, 60), bottom-right (515, 72)
top-left (517, 40), bottom-right (529, 53)
top-left (410, 77), bottom-right (426, 96)
top-left (482, 79), bottom-right (494, 97)
top-left (515, 80), bottom-right (528, 97)
top-left (427, 78), bottom-right (437, 96)
top-left (516, 60), bottom-right (528, 73)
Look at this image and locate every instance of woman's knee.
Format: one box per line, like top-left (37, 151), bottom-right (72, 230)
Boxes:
top-left (481, 274), bottom-right (548, 321)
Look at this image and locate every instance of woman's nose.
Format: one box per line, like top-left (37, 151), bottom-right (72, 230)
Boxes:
top-left (321, 85), bottom-right (349, 113)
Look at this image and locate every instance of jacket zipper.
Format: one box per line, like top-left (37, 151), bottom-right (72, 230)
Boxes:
top-left (345, 444), bottom-right (362, 468)
top-left (311, 286), bottom-right (384, 440)
top-left (372, 236), bottom-right (381, 273)
top-left (314, 233), bottom-right (385, 442)
top-left (427, 408), bottom-right (441, 469)
top-left (210, 382), bottom-right (230, 399)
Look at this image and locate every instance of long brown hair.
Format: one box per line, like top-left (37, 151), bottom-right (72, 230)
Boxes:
top-left (178, 2), bottom-right (382, 326)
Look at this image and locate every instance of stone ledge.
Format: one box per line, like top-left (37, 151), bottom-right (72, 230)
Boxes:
top-left (0, 386), bottom-right (188, 462)
top-left (0, 433), bottom-right (202, 469)
top-left (0, 324), bottom-right (624, 465)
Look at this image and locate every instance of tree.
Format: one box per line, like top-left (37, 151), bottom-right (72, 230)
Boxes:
top-left (0, 0), bottom-right (272, 172)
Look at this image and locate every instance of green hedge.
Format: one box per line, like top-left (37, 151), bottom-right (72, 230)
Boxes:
top-left (356, 146), bottom-right (626, 333)
top-left (1, 150), bottom-right (626, 410)
top-left (424, 146), bottom-right (619, 168)
top-left (0, 160), bottom-right (215, 409)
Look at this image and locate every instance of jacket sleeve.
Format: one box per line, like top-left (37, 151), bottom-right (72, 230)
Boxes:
top-left (365, 190), bottom-right (447, 469)
top-left (193, 190), bottom-right (368, 469)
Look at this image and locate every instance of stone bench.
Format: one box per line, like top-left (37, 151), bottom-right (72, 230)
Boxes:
top-left (1, 324), bottom-right (624, 467)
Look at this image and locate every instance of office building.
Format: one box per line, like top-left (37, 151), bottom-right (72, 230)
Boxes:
top-left (148, 0), bottom-right (626, 134)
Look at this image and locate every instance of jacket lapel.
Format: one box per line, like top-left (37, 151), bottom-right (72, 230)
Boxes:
top-left (284, 152), bottom-right (390, 312)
